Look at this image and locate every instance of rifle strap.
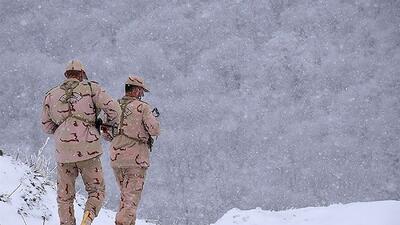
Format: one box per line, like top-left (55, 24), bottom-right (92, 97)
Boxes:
top-left (87, 81), bottom-right (98, 117)
top-left (57, 81), bottom-right (96, 127)
top-left (117, 99), bottom-right (133, 135)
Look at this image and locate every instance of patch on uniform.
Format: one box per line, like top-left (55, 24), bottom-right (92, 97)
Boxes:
top-left (123, 107), bottom-right (133, 117)
top-left (59, 92), bottom-right (83, 104)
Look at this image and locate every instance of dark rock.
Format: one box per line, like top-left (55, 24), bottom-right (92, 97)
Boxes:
top-left (0, 149), bottom-right (3, 156)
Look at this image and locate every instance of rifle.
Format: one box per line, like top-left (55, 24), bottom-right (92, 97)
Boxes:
top-left (95, 118), bottom-right (118, 136)
top-left (100, 117), bottom-right (155, 151)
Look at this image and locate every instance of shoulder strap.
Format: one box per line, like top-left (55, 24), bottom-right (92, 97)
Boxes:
top-left (60, 81), bottom-right (79, 116)
top-left (87, 81), bottom-right (97, 115)
top-left (57, 81), bottom-right (96, 126)
top-left (116, 99), bottom-right (149, 145)
top-left (117, 99), bottom-right (134, 135)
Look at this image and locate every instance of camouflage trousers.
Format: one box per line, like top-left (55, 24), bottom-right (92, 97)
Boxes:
top-left (113, 166), bottom-right (147, 225)
top-left (57, 156), bottom-right (105, 225)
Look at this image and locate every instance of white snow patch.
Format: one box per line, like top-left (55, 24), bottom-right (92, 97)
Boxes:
top-left (212, 201), bottom-right (400, 225)
top-left (0, 155), bottom-right (155, 225)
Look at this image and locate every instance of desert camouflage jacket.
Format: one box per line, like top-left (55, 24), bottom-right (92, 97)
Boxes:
top-left (41, 78), bottom-right (121, 163)
top-left (110, 96), bottom-right (160, 168)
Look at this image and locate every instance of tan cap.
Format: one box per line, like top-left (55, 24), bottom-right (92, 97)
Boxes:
top-left (126, 76), bottom-right (149, 92)
top-left (65, 60), bottom-right (85, 72)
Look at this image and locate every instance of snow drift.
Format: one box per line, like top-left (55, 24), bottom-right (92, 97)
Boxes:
top-left (0, 155), bottom-right (155, 225)
top-left (213, 201), bottom-right (400, 225)
top-left (2, 153), bottom-right (399, 225)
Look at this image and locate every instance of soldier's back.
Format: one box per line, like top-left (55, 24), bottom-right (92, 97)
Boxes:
top-left (45, 78), bottom-right (102, 163)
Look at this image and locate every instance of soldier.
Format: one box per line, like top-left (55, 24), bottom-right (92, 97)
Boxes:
top-left (41, 60), bottom-right (121, 225)
top-left (104, 76), bottom-right (160, 225)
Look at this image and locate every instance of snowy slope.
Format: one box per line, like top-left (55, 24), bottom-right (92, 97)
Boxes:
top-left (212, 201), bottom-right (400, 225)
top-left (0, 155), bottom-right (155, 225)
top-left (2, 154), bottom-right (399, 225)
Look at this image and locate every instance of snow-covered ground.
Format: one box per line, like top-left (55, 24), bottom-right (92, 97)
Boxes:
top-left (0, 155), bottom-right (155, 225)
top-left (212, 201), bottom-right (400, 225)
top-left (1, 154), bottom-right (399, 225)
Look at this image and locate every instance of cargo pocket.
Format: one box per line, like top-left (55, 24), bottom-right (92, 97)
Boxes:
top-left (133, 176), bottom-right (145, 192)
top-left (135, 146), bottom-right (150, 169)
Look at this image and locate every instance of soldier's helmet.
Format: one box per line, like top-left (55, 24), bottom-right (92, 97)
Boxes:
top-left (65, 60), bottom-right (87, 78)
top-left (65, 60), bottom-right (85, 72)
top-left (126, 75), bottom-right (149, 92)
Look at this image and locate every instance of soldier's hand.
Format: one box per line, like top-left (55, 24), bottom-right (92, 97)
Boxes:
top-left (152, 108), bottom-right (160, 117)
top-left (100, 126), bottom-right (113, 142)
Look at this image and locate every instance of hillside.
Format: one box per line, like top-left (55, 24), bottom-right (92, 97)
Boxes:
top-left (0, 155), bottom-right (155, 225)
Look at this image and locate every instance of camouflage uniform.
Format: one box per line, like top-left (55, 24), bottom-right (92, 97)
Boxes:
top-left (41, 60), bottom-right (121, 225)
top-left (109, 76), bottom-right (160, 225)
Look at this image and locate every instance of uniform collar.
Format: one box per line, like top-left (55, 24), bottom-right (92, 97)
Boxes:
top-left (60, 78), bottom-right (80, 90)
top-left (65, 78), bottom-right (80, 82)
top-left (122, 96), bottom-right (139, 101)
